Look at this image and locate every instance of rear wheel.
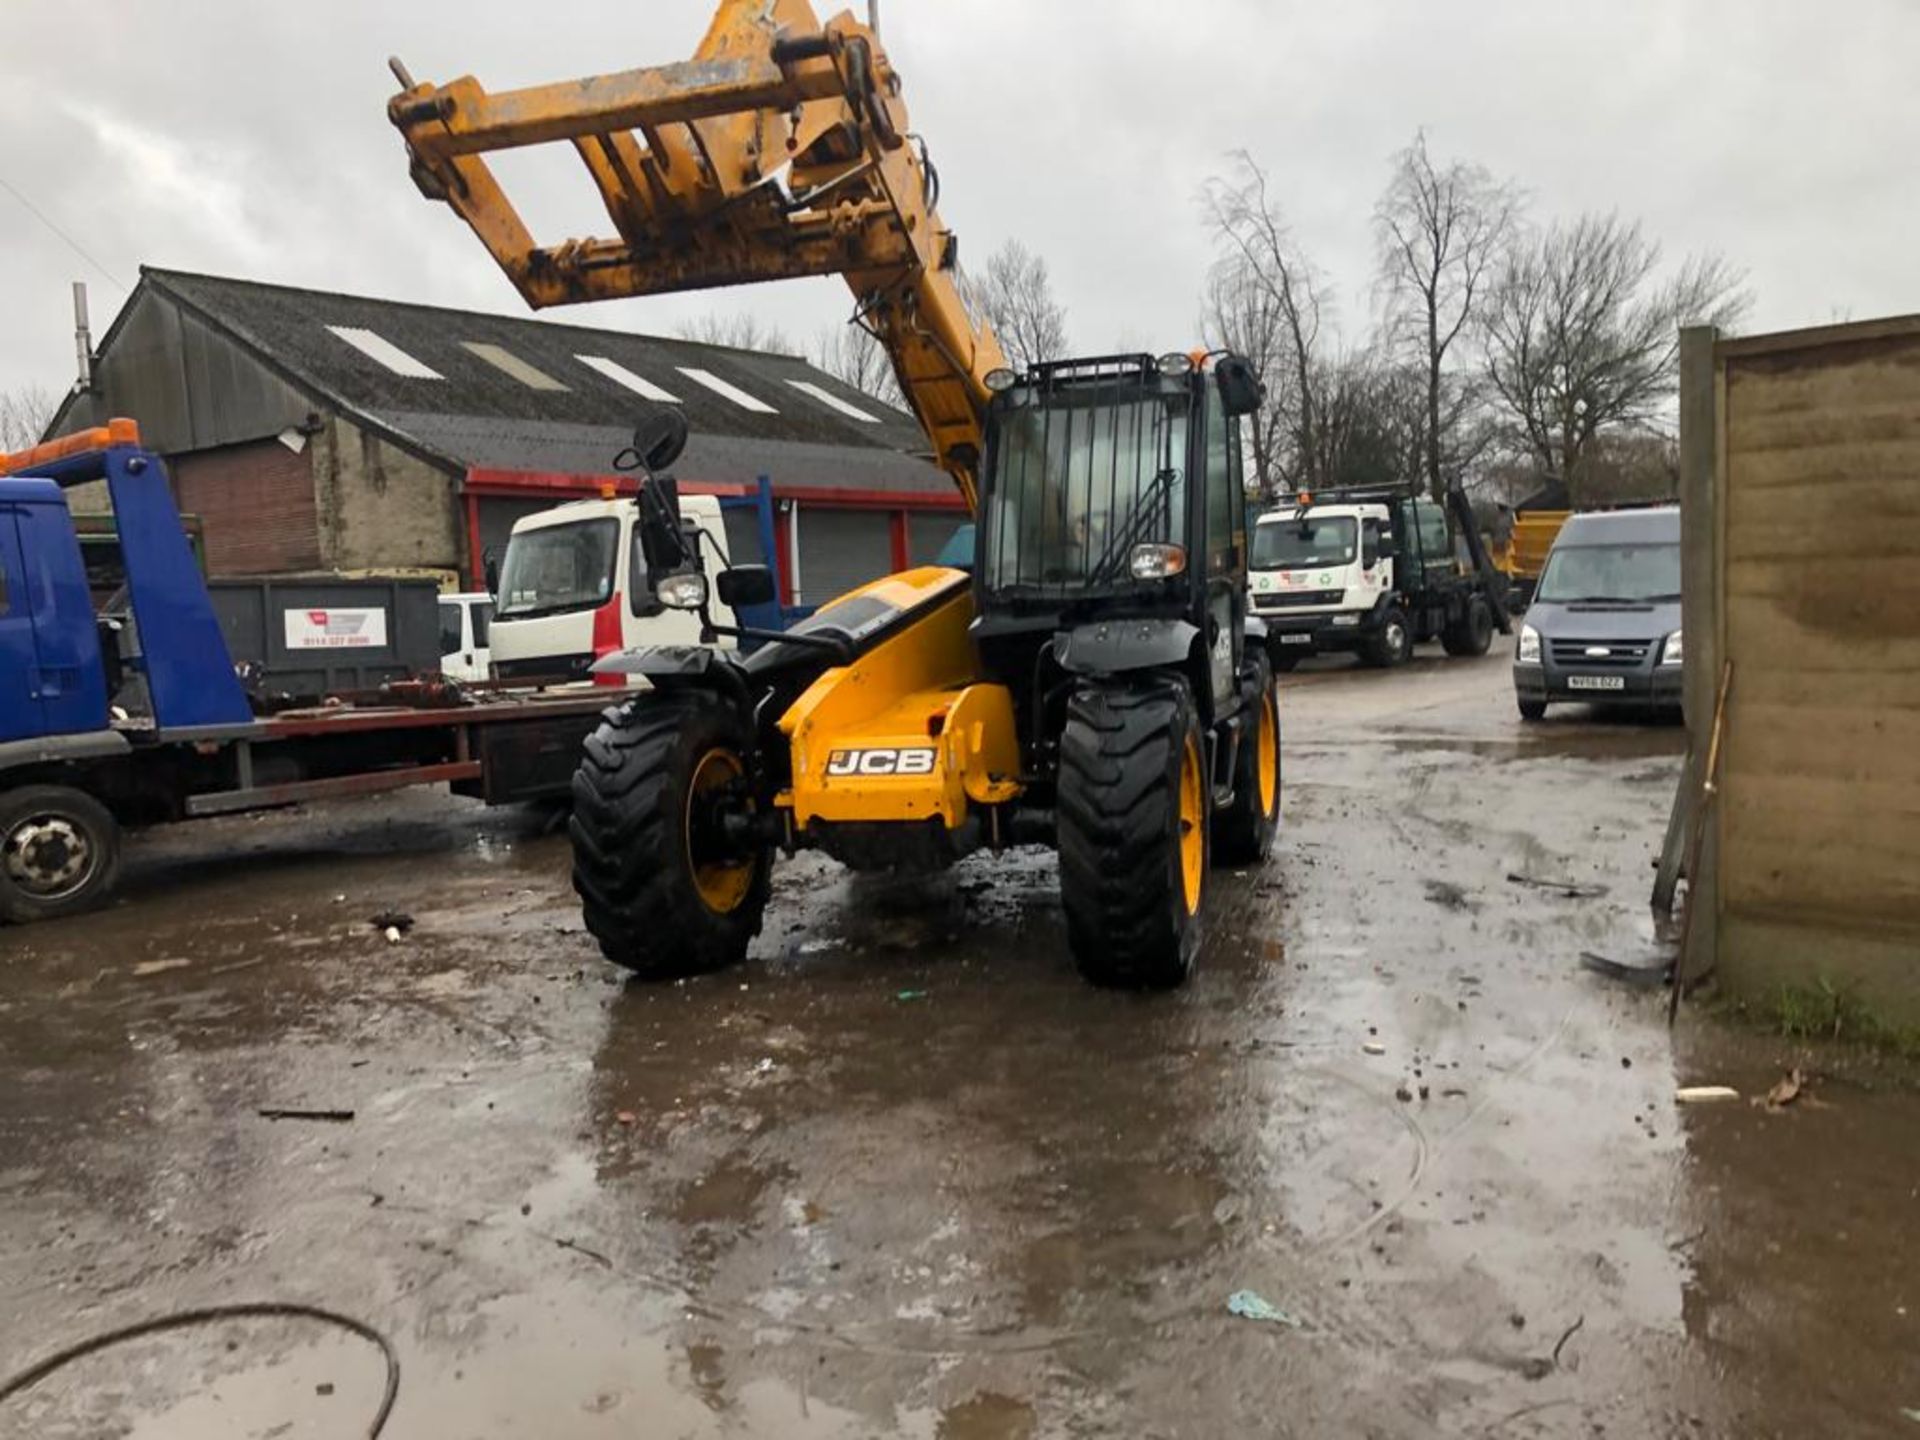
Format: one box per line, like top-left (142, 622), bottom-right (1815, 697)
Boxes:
top-left (0, 785), bottom-right (122, 925)
top-left (570, 691), bottom-right (771, 978)
top-left (1213, 656), bottom-right (1281, 865)
top-left (1365, 608), bottom-right (1413, 668)
top-left (1057, 680), bottom-right (1208, 989)
top-left (1442, 595), bottom-right (1496, 657)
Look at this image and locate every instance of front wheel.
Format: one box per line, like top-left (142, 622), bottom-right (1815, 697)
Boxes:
top-left (1518, 697), bottom-right (1548, 722)
top-left (1365, 608), bottom-right (1413, 668)
top-left (570, 691), bottom-right (771, 979)
top-left (1213, 656), bottom-right (1281, 865)
top-left (1056, 680), bottom-right (1207, 989)
top-left (0, 785), bottom-right (123, 925)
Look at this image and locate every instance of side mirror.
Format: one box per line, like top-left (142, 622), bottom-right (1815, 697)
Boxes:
top-left (483, 549), bottom-right (500, 597)
top-left (1377, 535), bottom-right (1398, 561)
top-left (716, 565), bottom-right (777, 609)
top-left (1215, 355), bottom-right (1265, 418)
top-left (632, 407), bottom-right (689, 474)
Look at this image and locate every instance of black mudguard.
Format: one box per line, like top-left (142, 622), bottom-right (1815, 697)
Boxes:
top-left (591, 645), bottom-right (754, 708)
top-left (1054, 619), bottom-right (1202, 677)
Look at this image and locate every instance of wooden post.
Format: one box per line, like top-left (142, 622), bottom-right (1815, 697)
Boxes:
top-left (1653, 327), bottom-right (1724, 963)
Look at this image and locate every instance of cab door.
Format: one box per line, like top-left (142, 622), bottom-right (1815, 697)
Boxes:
top-left (1202, 385), bottom-right (1246, 708)
top-left (0, 509), bottom-right (46, 742)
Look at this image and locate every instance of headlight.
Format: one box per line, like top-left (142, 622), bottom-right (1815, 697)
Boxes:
top-left (656, 572), bottom-right (709, 610)
top-left (1516, 624), bottom-right (1541, 664)
top-left (1660, 630), bottom-right (1683, 665)
top-left (984, 367), bottom-right (1019, 393)
top-left (1157, 351), bottom-right (1195, 377)
top-left (1129, 543), bottom-right (1187, 580)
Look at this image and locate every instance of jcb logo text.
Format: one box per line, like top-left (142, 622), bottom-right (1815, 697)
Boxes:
top-left (826, 748), bottom-right (937, 777)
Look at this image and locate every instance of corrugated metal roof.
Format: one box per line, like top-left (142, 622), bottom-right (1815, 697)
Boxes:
top-left (125, 268), bottom-right (941, 492)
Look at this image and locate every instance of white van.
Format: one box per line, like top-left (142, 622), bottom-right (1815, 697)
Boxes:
top-left (488, 493), bottom-right (740, 683)
top-left (437, 592), bottom-right (495, 683)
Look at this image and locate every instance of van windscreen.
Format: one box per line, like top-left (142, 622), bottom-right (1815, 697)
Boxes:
top-left (1535, 543), bottom-right (1680, 604)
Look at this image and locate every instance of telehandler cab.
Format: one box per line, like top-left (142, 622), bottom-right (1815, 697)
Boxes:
top-left (387, 0), bottom-right (1282, 986)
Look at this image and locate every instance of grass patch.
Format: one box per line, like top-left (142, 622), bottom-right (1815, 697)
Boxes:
top-left (1762, 977), bottom-right (1920, 1059)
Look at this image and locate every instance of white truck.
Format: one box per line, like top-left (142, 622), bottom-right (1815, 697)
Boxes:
top-left (488, 493), bottom-right (741, 683)
top-left (1249, 487), bottom-right (1508, 670)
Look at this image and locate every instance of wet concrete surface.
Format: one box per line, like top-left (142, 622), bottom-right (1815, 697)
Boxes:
top-left (2, 650), bottom-right (1916, 1437)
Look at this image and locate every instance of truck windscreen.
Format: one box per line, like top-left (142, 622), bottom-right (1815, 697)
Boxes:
top-left (1252, 516), bottom-right (1356, 570)
top-left (497, 519), bottom-right (619, 618)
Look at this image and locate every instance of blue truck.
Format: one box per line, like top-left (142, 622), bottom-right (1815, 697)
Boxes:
top-left (0, 422), bottom-right (616, 924)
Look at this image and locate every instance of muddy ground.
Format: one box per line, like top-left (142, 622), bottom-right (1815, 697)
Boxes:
top-left (2, 651), bottom-right (1916, 1438)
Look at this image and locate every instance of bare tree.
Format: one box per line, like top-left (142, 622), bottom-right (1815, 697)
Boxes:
top-left (675, 312), bottom-right (796, 355)
top-left (1201, 151), bottom-right (1343, 495)
top-left (1482, 213), bottom-right (1748, 501)
top-left (961, 239), bottom-right (1068, 371)
top-left (1200, 257), bottom-right (1293, 497)
top-left (1375, 130), bottom-right (1515, 498)
top-left (0, 383), bottom-right (59, 452)
top-left (809, 322), bottom-right (905, 409)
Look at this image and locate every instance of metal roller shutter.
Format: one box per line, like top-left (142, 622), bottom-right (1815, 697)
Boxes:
top-left (796, 507), bottom-right (892, 606)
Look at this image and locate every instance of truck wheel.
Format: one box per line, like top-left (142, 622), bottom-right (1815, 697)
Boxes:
top-left (570, 691), bottom-right (770, 979)
top-left (1057, 680), bottom-right (1208, 989)
top-left (1518, 698), bottom-right (1548, 721)
top-left (1266, 645), bottom-right (1302, 672)
top-left (0, 785), bottom-right (123, 925)
top-left (1365, 608), bottom-right (1413, 668)
top-left (1213, 656), bottom-right (1282, 865)
top-left (1442, 595), bottom-right (1495, 657)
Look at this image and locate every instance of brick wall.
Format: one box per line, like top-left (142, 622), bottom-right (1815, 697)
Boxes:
top-left (173, 436), bottom-right (321, 575)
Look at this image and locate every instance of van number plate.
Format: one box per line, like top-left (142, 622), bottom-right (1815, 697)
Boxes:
top-left (826, 748), bottom-right (937, 777)
top-left (1567, 675), bottom-right (1626, 691)
top-left (1279, 633), bottom-right (1312, 646)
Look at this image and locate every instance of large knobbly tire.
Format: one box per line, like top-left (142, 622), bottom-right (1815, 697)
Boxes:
top-left (1213, 655), bottom-right (1282, 865)
top-left (1365, 607), bottom-right (1413, 668)
top-left (1057, 680), bottom-right (1208, 990)
top-left (1442, 595), bottom-right (1495, 657)
top-left (570, 691), bottom-right (770, 979)
top-left (0, 784), bottom-right (122, 925)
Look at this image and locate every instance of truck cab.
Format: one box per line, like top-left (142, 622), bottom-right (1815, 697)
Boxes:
top-left (1250, 490), bottom-right (1500, 669)
top-left (487, 493), bottom-right (738, 683)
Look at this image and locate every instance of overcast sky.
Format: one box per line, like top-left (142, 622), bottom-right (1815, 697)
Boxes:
top-left (3, 1), bottom-right (1916, 406)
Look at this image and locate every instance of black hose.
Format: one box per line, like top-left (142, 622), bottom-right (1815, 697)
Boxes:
top-left (0, 1302), bottom-right (400, 1438)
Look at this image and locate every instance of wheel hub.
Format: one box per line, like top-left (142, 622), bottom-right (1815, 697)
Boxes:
top-left (4, 815), bottom-right (93, 898)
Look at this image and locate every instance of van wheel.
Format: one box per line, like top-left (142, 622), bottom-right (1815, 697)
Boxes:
top-left (1365, 608), bottom-right (1413, 668)
top-left (570, 692), bottom-right (771, 978)
top-left (1213, 656), bottom-right (1281, 865)
top-left (1518, 698), bottom-right (1548, 722)
top-left (0, 785), bottom-right (123, 924)
top-left (1442, 596), bottom-right (1495, 657)
top-left (1057, 680), bottom-right (1206, 989)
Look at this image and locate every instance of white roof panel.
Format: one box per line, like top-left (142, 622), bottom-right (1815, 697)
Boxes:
top-left (575, 354), bottom-right (680, 403)
top-left (325, 325), bottom-right (442, 379)
top-left (676, 366), bottom-right (778, 414)
top-left (787, 379), bottom-right (882, 424)
top-left (462, 341), bottom-right (569, 392)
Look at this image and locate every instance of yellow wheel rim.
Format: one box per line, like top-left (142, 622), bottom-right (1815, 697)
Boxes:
top-left (687, 749), bottom-right (754, 915)
top-left (1178, 733), bottom-right (1204, 916)
top-left (1256, 687), bottom-right (1279, 815)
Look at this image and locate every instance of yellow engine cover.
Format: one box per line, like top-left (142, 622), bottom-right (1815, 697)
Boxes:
top-left (778, 569), bottom-right (1022, 829)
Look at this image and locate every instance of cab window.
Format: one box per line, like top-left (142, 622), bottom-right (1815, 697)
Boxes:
top-left (1205, 387), bottom-right (1239, 570)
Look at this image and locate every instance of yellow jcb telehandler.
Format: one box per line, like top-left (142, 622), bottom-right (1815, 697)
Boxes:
top-left (387, 0), bottom-right (1282, 986)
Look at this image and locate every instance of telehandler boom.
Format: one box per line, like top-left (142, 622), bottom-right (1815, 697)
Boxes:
top-left (389, 0), bottom-right (1283, 987)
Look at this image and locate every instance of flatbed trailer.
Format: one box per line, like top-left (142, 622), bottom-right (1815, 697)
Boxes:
top-left (0, 423), bottom-right (614, 923)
